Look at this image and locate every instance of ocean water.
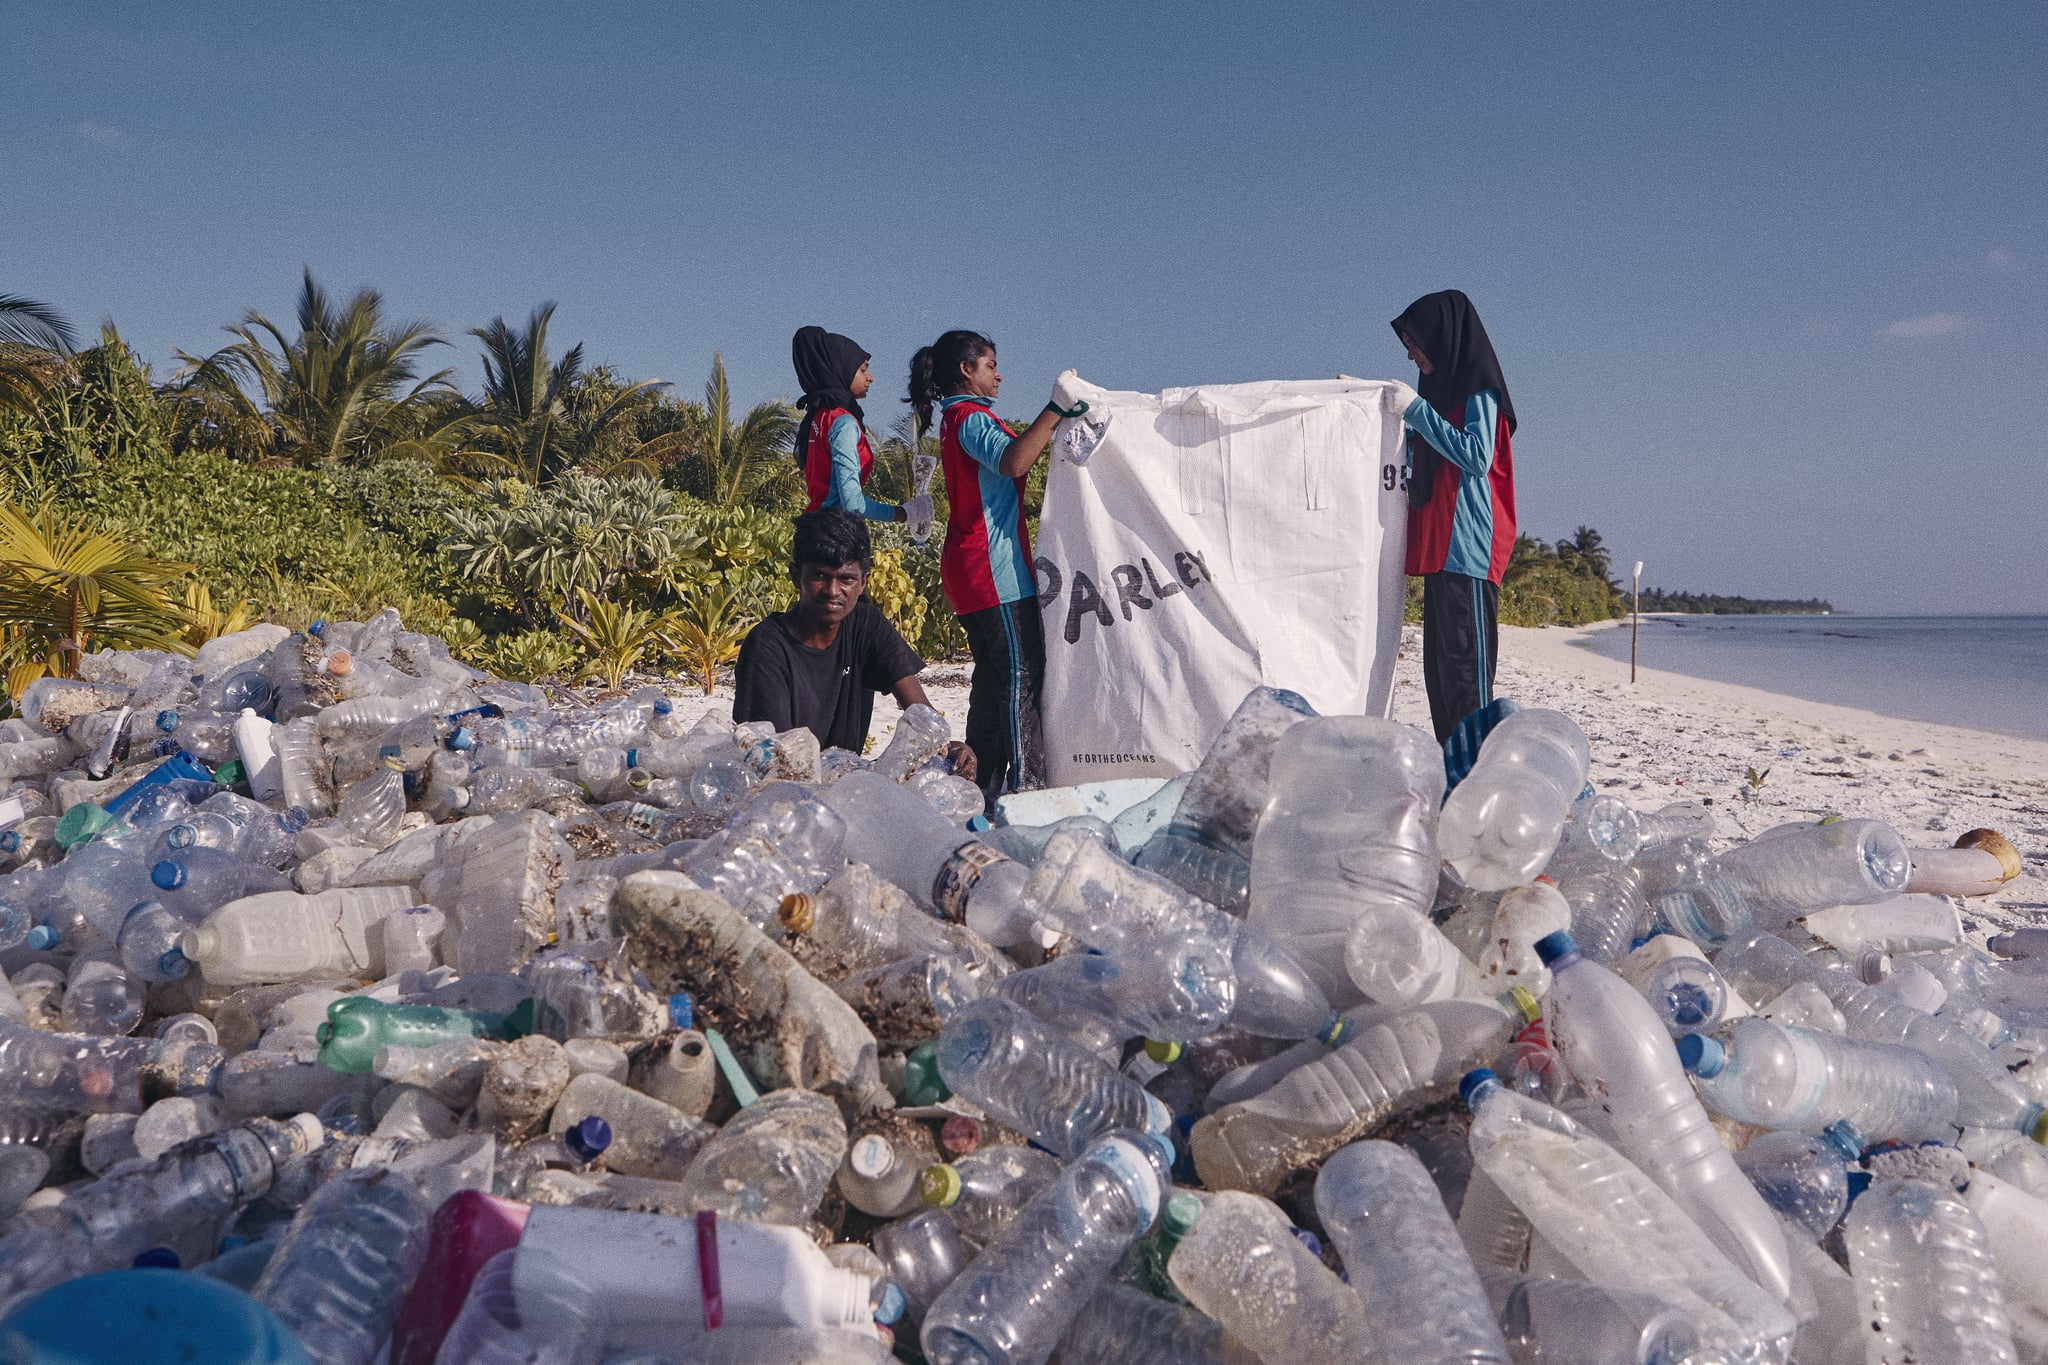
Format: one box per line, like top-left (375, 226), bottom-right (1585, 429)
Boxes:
top-left (1561, 614), bottom-right (2048, 742)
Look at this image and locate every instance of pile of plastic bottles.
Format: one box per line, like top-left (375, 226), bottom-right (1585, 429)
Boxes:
top-left (0, 611), bottom-right (2042, 1365)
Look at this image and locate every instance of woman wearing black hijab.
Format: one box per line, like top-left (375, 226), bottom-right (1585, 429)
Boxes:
top-left (1386, 290), bottom-right (1518, 743)
top-left (792, 326), bottom-right (932, 526)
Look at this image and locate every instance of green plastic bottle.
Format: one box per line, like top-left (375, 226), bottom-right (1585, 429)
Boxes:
top-left (315, 997), bottom-right (522, 1074)
top-left (1121, 1190), bottom-right (1203, 1303)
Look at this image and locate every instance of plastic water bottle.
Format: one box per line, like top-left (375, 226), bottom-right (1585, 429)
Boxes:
top-left (1679, 1016), bottom-right (1959, 1141)
top-left (1845, 1177), bottom-right (2018, 1364)
top-left (874, 1208), bottom-right (976, 1334)
top-left (317, 997), bottom-right (515, 1075)
top-left (873, 702), bottom-right (953, 782)
top-left (1535, 930), bottom-right (1795, 1304)
top-left (1637, 952), bottom-right (1733, 1035)
top-left (1343, 902), bottom-right (1494, 1005)
top-left (0, 1015), bottom-right (223, 1113)
top-left (1133, 686), bottom-right (1317, 913)
top-left (0, 1114), bottom-right (324, 1308)
top-left (179, 885), bottom-right (418, 986)
top-left (1437, 708), bottom-right (1591, 891)
top-left (1164, 1188), bottom-right (1372, 1359)
top-left (835, 1115), bottom-right (941, 1217)
top-left (676, 1088), bottom-right (847, 1225)
top-left (548, 1073), bottom-right (715, 1180)
top-left (1733, 1122), bottom-right (1864, 1240)
top-left (780, 862), bottom-right (984, 977)
top-left (1555, 862), bottom-right (1649, 962)
top-left (1474, 878), bottom-right (1572, 996)
top-left (922, 1131), bottom-right (1172, 1365)
top-left (1024, 830), bottom-right (1337, 1041)
top-left (1190, 997), bottom-right (1516, 1195)
top-left (273, 716), bottom-right (332, 818)
top-left (1313, 1140), bottom-right (1513, 1364)
top-left (919, 1144), bottom-right (1064, 1245)
top-left (1053, 1280), bottom-right (1256, 1365)
top-left (60, 951), bottom-right (144, 1036)
top-left (817, 771), bottom-right (1033, 941)
top-left (984, 932), bottom-right (1236, 1046)
top-left (338, 750), bottom-right (408, 846)
top-left (433, 1245), bottom-right (600, 1365)
top-left (1460, 1070), bottom-right (1798, 1359)
top-left (1710, 817), bottom-right (1911, 920)
top-left (1548, 791), bottom-right (1644, 874)
top-left (1488, 1274), bottom-right (1707, 1365)
top-left (1248, 715), bottom-right (1444, 1006)
top-left (255, 1166), bottom-right (432, 1365)
top-left (935, 997), bottom-right (1169, 1159)
top-left (233, 708), bottom-right (285, 802)
top-left (150, 846), bottom-right (290, 918)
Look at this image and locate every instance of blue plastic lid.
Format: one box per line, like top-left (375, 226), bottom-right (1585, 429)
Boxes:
top-left (1821, 1120), bottom-right (1866, 1162)
top-left (150, 861), bottom-right (187, 890)
top-left (1291, 1227), bottom-right (1323, 1257)
top-left (874, 1282), bottom-right (907, 1326)
top-left (308, 620), bottom-right (326, 637)
top-left (1533, 931), bottom-right (1580, 967)
top-left (155, 710), bottom-right (180, 733)
top-left (967, 814), bottom-right (992, 832)
top-left (624, 748), bottom-right (640, 768)
top-left (282, 807), bottom-right (309, 832)
top-left (26, 925), bottom-right (58, 951)
top-left (448, 727), bottom-right (476, 751)
top-left (131, 1247), bottom-right (180, 1269)
top-left (1459, 1068), bottom-right (1501, 1108)
top-left (1676, 1033), bottom-right (1726, 1077)
top-left (667, 992), bottom-right (694, 1030)
top-left (0, 832), bottom-right (16, 853)
top-left (565, 1115), bottom-right (612, 1163)
top-left (652, 697), bottom-right (673, 716)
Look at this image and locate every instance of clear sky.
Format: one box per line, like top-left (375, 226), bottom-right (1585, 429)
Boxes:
top-left (10, 1), bottom-right (2044, 613)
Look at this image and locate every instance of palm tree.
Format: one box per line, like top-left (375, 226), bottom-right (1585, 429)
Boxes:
top-left (466, 304), bottom-right (667, 485)
top-left (0, 501), bottom-right (192, 687)
top-left (0, 295), bottom-right (78, 419)
top-left (673, 354), bottom-right (798, 508)
top-left (175, 268), bottom-right (456, 465)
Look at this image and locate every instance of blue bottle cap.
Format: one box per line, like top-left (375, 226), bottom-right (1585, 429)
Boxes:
top-left (652, 697), bottom-right (673, 716)
top-left (308, 620), bottom-right (326, 637)
top-left (155, 710), bottom-right (179, 733)
top-left (667, 992), bottom-right (694, 1030)
top-left (565, 1115), bottom-right (612, 1163)
top-left (150, 860), bottom-right (187, 891)
top-left (1533, 931), bottom-right (1580, 967)
top-left (1291, 1227), bottom-right (1323, 1257)
top-left (1676, 1033), bottom-right (1726, 1077)
top-left (1459, 1068), bottom-right (1501, 1108)
top-left (967, 814), bottom-right (992, 832)
top-left (874, 1282), bottom-right (907, 1326)
top-left (26, 925), bottom-right (58, 951)
top-left (131, 1248), bottom-right (180, 1269)
top-left (449, 727), bottom-right (476, 751)
top-left (0, 832), bottom-right (16, 852)
top-left (1820, 1120), bottom-right (1866, 1161)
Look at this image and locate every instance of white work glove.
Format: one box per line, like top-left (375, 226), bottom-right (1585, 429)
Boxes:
top-left (1383, 380), bottom-right (1420, 420)
top-left (1047, 370), bottom-right (1090, 419)
top-left (901, 494), bottom-right (934, 526)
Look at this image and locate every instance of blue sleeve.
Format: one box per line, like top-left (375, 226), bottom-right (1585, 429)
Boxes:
top-left (1401, 389), bottom-right (1498, 479)
top-left (827, 415), bottom-right (898, 522)
top-left (958, 411), bottom-right (1013, 474)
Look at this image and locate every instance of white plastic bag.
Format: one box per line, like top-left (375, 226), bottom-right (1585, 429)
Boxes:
top-left (1034, 373), bottom-right (1409, 785)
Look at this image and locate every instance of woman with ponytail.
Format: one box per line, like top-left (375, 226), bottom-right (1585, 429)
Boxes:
top-left (906, 330), bottom-right (1082, 810)
top-left (791, 326), bottom-right (932, 526)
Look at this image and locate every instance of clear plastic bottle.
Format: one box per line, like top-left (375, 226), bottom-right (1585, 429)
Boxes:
top-left (874, 1207), bottom-right (976, 1334)
top-left (1710, 818), bottom-right (1911, 920)
top-left (986, 932), bottom-right (1236, 1046)
top-left (433, 1245), bottom-right (601, 1365)
top-left (918, 1144), bottom-right (1064, 1245)
top-left (60, 952), bottom-right (144, 1036)
top-left (1475, 878), bottom-right (1572, 996)
top-left (1165, 1188), bottom-right (1371, 1360)
top-left (254, 1166), bottom-right (433, 1365)
top-left (1190, 996), bottom-right (1516, 1195)
top-left (1314, 1139), bottom-right (1513, 1364)
top-left (837, 1114), bottom-right (942, 1217)
top-left (149, 846), bottom-right (291, 919)
top-left (0, 1113), bottom-right (324, 1307)
top-left (1536, 930), bottom-right (1794, 1304)
top-left (1344, 902), bottom-right (1493, 1005)
top-left (817, 771), bottom-right (1033, 942)
top-left (1679, 1016), bottom-right (1958, 1142)
top-left (1052, 1280), bottom-right (1258, 1365)
top-left (547, 1073), bottom-right (715, 1180)
top-left (1460, 1070), bottom-right (1797, 1359)
top-left (1637, 953), bottom-right (1732, 1035)
top-left (1132, 686), bottom-right (1317, 914)
top-left (1732, 1122), bottom-right (1863, 1240)
top-left (1845, 1177), bottom-right (2018, 1364)
top-left (1554, 862), bottom-right (1648, 962)
top-left (780, 862), bottom-right (983, 978)
top-left (338, 751), bottom-right (408, 845)
top-left (675, 1088), bottom-right (847, 1225)
top-left (1488, 1274), bottom-right (1707, 1365)
top-left (0, 1015), bottom-right (223, 1113)
top-left (1437, 708), bottom-right (1591, 892)
top-left (923, 1132), bottom-right (1173, 1365)
top-left (1548, 791), bottom-right (1644, 875)
top-left (936, 996), bottom-right (1169, 1159)
top-left (272, 716), bottom-right (333, 818)
top-left (873, 702), bottom-right (954, 782)
top-left (1024, 831), bottom-right (1336, 1041)
top-left (179, 886), bottom-right (418, 986)
top-left (1248, 716), bottom-right (1444, 1006)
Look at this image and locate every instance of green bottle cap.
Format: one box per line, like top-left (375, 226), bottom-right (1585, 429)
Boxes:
top-left (1162, 1191), bottom-right (1203, 1238)
top-left (902, 1043), bottom-right (951, 1105)
top-left (53, 802), bottom-right (116, 851)
top-left (919, 1162), bottom-right (962, 1207)
top-left (213, 759), bottom-right (247, 789)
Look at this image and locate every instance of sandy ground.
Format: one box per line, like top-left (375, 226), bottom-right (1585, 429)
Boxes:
top-left (657, 620), bottom-right (2047, 940)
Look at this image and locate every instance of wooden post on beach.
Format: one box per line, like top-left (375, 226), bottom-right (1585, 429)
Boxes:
top-left (1631, 561), bottom-right (1643, 683)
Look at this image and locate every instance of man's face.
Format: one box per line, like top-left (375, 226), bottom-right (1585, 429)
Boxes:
top-left (795, 560), bottom-right (865, 626)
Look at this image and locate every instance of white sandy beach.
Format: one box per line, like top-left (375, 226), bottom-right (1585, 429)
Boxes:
top-left (664, 619), bottom-right (2047, 941)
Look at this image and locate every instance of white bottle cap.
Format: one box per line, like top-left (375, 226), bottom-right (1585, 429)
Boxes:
top-left (849, 1133), bottom-right (895, 1179)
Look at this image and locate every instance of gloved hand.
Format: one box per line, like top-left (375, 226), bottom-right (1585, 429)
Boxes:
top-left (1384, 380), bottom-right (1421, 420)
top-left (1047, 370), bottom-right (1090, 419)
top-left (902, 494), bottom-right (934, 526)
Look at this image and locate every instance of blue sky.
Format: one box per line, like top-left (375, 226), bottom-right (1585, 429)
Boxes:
top-left (10, 1), bottom-right (2044, 613)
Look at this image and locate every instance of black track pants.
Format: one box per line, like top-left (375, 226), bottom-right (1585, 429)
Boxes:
top-left (1420, 571), bottom-right (1499, 744)
top-left (958, 597), bottom-right (1047, 810)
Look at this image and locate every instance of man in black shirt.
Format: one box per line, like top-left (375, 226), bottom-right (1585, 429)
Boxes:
top-left (733, 509), bottom-right (975, 777)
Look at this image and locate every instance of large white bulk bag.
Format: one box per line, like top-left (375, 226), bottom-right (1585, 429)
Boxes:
top-left (1033, 374), bottom-right (1409, 786)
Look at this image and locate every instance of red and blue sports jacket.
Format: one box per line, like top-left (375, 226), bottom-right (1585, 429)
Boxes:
top-left (802, 409), bottom-right (898, 522)
top-left (937, 394), bottom-right (1033, 615)
top-left (1402, 389), bottom-right (1516, 583)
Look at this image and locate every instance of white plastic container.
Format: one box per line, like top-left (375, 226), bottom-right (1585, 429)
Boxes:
top-left (231, 708), bottom-right (284, 803)
top-left (179, 885), bottom-right (417, 985)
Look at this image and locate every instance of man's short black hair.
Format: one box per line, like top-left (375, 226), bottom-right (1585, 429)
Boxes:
top-left (790, 508), bottom-right (872, 574)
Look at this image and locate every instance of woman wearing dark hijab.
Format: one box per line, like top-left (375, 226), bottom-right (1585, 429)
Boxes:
top-left (792, 326), bottom-right (933, 527)
top-left (1386, 290), bottom-right (1518, 743)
